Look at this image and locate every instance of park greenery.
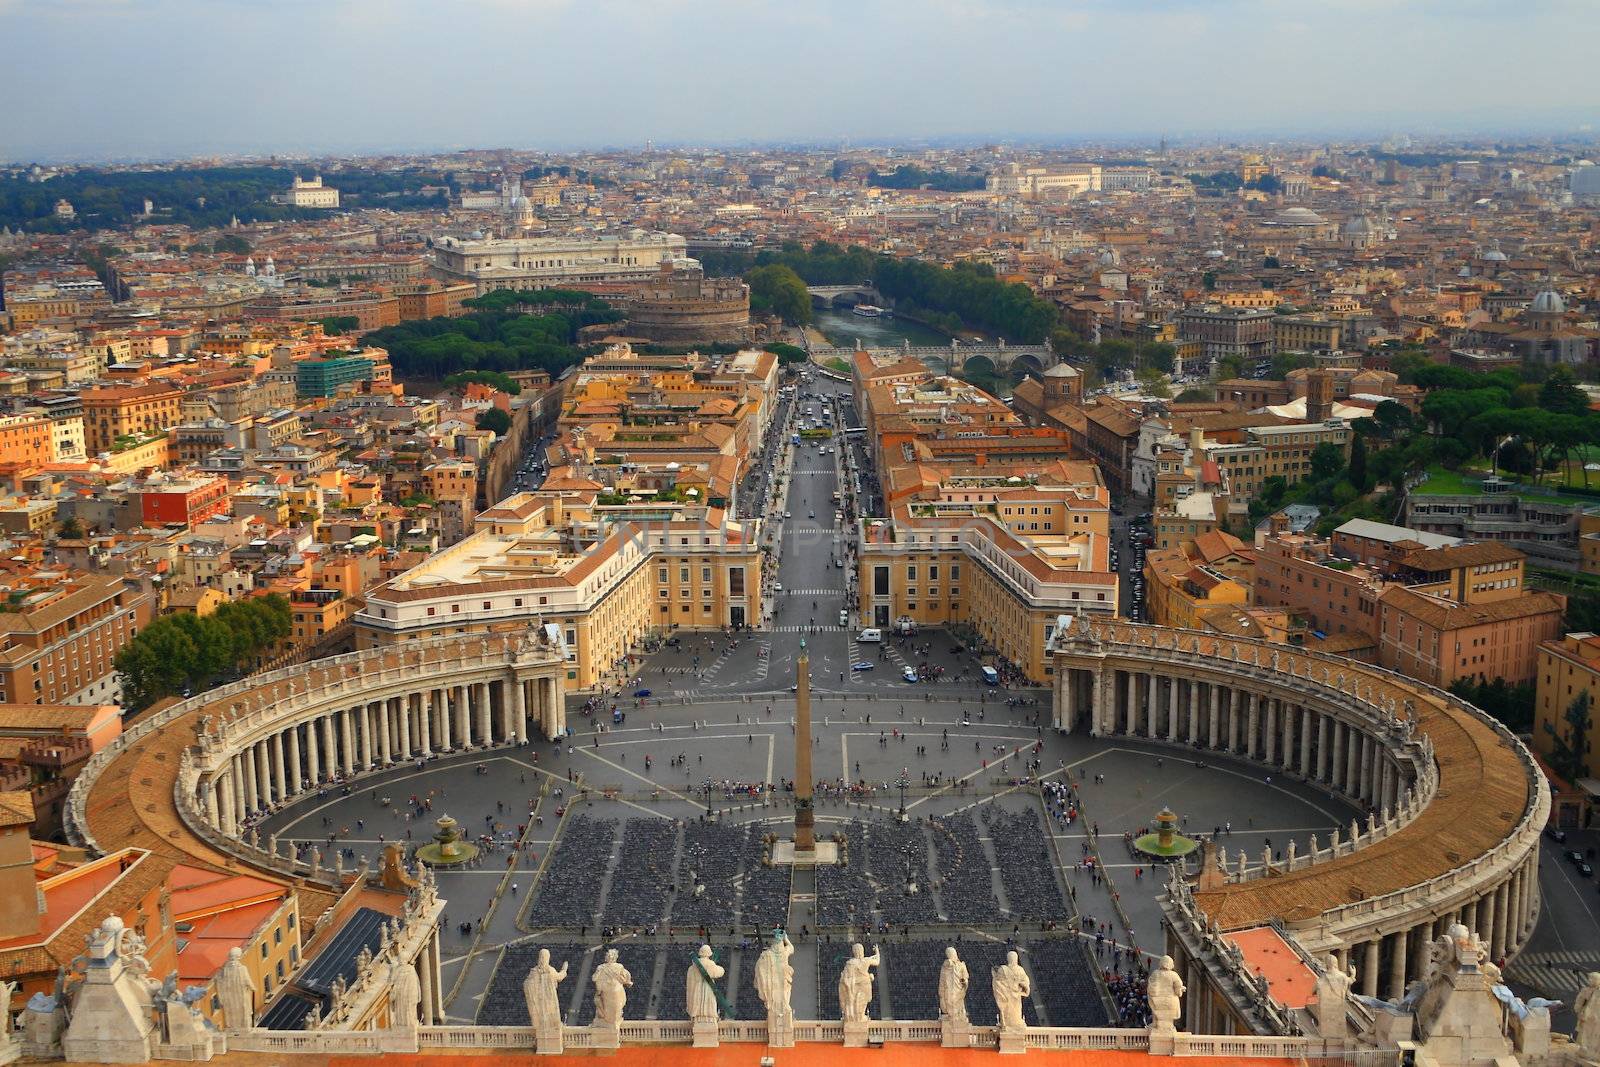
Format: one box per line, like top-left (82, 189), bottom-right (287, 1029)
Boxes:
top-left (702, 241), bottom-right (1060, 343)
top-left (475, 407), bottom-right (513, 435)
top-left (747, 264), bottom-right (812, 325)
top-left (867, 165), bottom-right (987, 191)
top-left (0, 165), bottom-right (457, 232)
top-left (362, 291), bottom-right (621, 380)
top-left (115, 594), bottom-right (292, 712)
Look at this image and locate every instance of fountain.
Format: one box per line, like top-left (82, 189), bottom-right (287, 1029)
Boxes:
top-left (414, 814), bottom-right (479, 867)
top-left (1133, 807), bottom-right (1199, 861)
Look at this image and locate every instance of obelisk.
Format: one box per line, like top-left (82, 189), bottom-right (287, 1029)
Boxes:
top-left (794, 638), bottom-right (815, 851)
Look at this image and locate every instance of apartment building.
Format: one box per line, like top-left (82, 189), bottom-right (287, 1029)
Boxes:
top-left (353, 492), bottom-right (763, 689)
top-left (1535, 632), bottom-right (1600, 783)
top-left (0, 570), bottom-right (153, 706)
top-left (857, 469), bottom-right (1117, 683)
top-left (1177, 305), bottom-right (1275, 370)
top-left (81, 383), bottom-right (184, 455)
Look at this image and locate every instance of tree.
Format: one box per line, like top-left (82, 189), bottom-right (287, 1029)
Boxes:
top-left (1175, 387), bottom-right (1215, 404)
top-left (445, 370), bottom-right (522, 395)
top-left (58, 516), bottom-right (83, 539)
top-left (746, 264), bottom-right (812, 325)
top-left (1348, 434), bottom-right (1369, 493)
top-left (475, 408), bottom-right (512, 435)
top-left (319, 315), bottom-right (359, 336)
top-left (212, 233), bottom-right (251, 255)
top-left (1135, 366), bottom-right (1170, 398)
top-left (1310, 442), bottom-right (1344, 482)
top-left (1546, 690), bottom-right (1593, 782)
top-left (763, 342), bottom-right (810, 365)
top-left (1541, 367), bottom-right (1590, 417)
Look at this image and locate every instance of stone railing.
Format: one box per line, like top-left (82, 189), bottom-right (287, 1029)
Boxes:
top-left (65, 630), bottom-right (528, 857)
top-left (227, 1021), bottom-right (1330, 1059)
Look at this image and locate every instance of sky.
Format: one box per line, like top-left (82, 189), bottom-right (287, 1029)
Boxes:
top-left (3, 0), bottom-right (1599, 162)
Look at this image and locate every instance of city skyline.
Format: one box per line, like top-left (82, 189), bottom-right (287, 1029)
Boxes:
top-left (3, 0), bottom-right (1599, 161)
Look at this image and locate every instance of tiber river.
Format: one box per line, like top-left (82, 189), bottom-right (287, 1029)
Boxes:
top-left (811, 306), bottom-right (951, 350)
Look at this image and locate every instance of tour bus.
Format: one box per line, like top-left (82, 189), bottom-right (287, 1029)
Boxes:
top-left (981, 665), bottom-right (1000, 686)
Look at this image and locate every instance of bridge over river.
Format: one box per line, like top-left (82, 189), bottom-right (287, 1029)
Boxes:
top-left (806, 334), bottom-right (1058, 378)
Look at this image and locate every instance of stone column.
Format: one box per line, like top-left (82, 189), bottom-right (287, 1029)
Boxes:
top-left (1389, 928), bottom-right (1409, 1001)
top-left (1060, 668), bottom-right (1075, 732)
top-left (306, 716), bottom-right (321, 786)
top-left (1208, 684), bottom-right (1220, 748)
top-left (1246, 693), bottom-right (1260, 759)
top-left (1187, 681), bottom-right (1201, 744)
top-left (511, 677), bottom-right (528, 744)
top-left (1362, 939), bottom-right (1380, 999)
top-left (1229, 688), bottom-right (1242, 751)
top-left (356, 705), bottom-right (370, 771)
top-left (287, 723), bottom-right (302, 795)
top-left (476, 682), bottom-right (492, 745)
top-left (455, 685), bottom-right (470, 747)
top-left (1147, 673), bottom-right (1160, 738)
top-left (321, 715), bottom-right (337, 782)
top-left (218, 772), bottom-right (236, 835)
top-left (419, 692), bottom-right (434, 756)
top-left (1263, 698), bottom-right (1277, 765)
top-left (232, 757), bottom-right (247, 820)
top-left (1492, 883), bottom-right (1511, 960)
top-left (1477, 894), bottom-right (1494, 959)
top-left (433, 689), bottom-right (449, 751)
top-left (1318, 714), bottom-right (1331, 783)
top-left (1125, 671), bottom-right (1139, 736)
top-left (546, 677), bottom-right (565, 739)
top-left (1299, 708), bottom-right (1313, 776)
top-left (377, 702), bottom-right (391, 764)
top-left (204, 777), bottom-right (220, 826)
top-left (254, 741), bottom-right (271, 807)
top-left (271, 732), bottom-right (288, 802)
top-left (399, 697), bottom-right (413, 759)
top-left (1168, 676), bottom-right (1180, 742)
top-left (340, 707), bottom-right (355, 776)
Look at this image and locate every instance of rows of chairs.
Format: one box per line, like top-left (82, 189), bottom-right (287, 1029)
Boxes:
top-left (526, 817), bottom-right (617, 928)
top-left (982, 808), bottom-right (1070, 921)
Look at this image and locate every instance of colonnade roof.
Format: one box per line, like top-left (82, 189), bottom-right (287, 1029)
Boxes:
top-left (1192, 664), bottom-right (1528, 929)
top-left (80, 667), bottom-right (341, 922)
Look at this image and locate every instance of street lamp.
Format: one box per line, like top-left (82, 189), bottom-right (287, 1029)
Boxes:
top-left (896, 768), bottom-right (910, 821)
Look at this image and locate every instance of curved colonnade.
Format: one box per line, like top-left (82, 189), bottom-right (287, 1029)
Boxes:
top-left (1048, 619), bottom-right (1548, 1032)
top-left (67, 630), bottom-right (568, 892)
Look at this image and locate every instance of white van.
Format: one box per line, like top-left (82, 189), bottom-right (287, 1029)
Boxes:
top-left (857, 628), bottom-right (883, 643)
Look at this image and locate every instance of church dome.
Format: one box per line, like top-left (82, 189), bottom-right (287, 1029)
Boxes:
top-left (1342, 215), bottom-right (1373, 235)
top-left (1271, 206), bottom-right (1327, 226)
top-left (1531, 290), bottom-right (1566, 315)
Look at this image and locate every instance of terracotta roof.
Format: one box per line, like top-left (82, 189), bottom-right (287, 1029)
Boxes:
top-left (0, 790), bottom-right (33, 827)
top-left (1397, 542), bottom-right (1524, 571)
top-left (1379, 585), bottom-right (1565, 631)
top-left (1194, 645), bottom-right (1530, 928)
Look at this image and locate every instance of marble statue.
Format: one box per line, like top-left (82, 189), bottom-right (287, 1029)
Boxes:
top-left (389, 960), bottom-right (421, 1033)
top-left (939, 947), bottom-right (970, 1026)
top-left (991, 950), bottom-right (1031, 1032)
top-left (218, 946), bottom-right (255, 1032)
top-left (1147, 955), bottom-right (1185, 1034)
top-left (753, 931), bottom-right (794, 1024)
top-left (523, 949), bottom-right (567, 1042)
top-left (1575, 973), bottom-right (1600, 1054)
top-left (1313, 954), bottom-right (1355, 1038)
top-left (686, 945), bottom-right (724, 1024)
top-left (837, 943), bottom-right (880, 1023)
top-left (591, 949), bottom-right (633, 1028)
top-left (0, 980), bottom-right (14, 1035)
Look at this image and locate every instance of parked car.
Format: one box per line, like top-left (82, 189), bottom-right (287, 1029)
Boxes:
top-left (902, 668), bottom-right (919, 683)
top-left (851, 661), bottom-right (875, 672)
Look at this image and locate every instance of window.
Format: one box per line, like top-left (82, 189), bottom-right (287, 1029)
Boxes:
top-left (874, 566), bottom-right (890, 596)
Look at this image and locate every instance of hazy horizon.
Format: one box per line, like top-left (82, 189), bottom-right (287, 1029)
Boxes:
top-left (3, 0), bottom-right (1599, 163)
